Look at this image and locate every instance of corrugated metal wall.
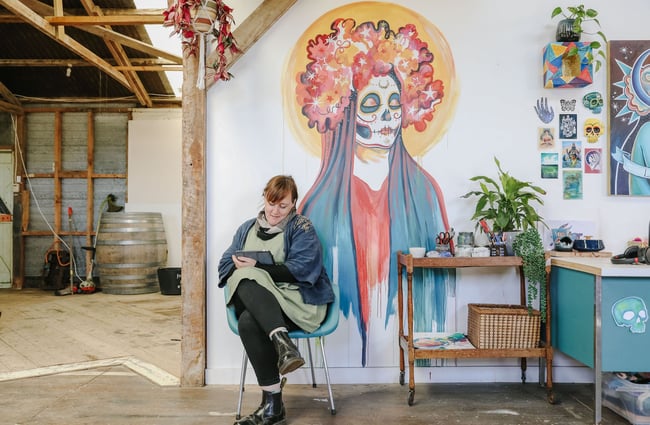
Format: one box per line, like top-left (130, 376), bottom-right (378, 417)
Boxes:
top-left (22, 109), bottom-right (128, 283)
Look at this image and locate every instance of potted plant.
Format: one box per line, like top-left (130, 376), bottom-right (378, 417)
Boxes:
top-left (463, 159), bottom-right (548, 320)
top-left (512, 227), bottom-right (547, 321)
top-left (461, 157), bottom-right (546, 236)
top-left (551, 5), bottom-right (607, 72)
top-left (163, 0), bottom-right (240, 81)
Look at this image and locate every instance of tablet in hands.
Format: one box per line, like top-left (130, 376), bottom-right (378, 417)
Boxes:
top-left (234, 250), bottom-right (274, 265)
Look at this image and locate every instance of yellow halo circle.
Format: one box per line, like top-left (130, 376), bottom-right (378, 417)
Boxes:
top-left (282, 1), bottom-right (459, 158)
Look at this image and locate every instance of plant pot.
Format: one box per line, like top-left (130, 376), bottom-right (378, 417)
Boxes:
top-left (191, 0), bottom-right (218, 33)
top-left (503, 231), bottom-right (522, 256)
top-left (556, 19), bottom-right (580, 42)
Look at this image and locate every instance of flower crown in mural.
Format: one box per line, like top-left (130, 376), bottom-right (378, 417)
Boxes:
top-left (163, 0), bottom-right (240, 81)
top-left (297, 18), bottom-right (444, 133)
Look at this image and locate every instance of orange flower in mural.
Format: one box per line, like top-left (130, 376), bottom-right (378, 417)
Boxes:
top-left (296, 19), bottom-right (445, 134)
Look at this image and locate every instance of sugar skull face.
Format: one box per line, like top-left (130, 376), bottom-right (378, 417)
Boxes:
top-left (356, 75), bottom-right (402, 149)
top-left (583, 91), bottom-right (604, 113)
top-left (584, 118), bottom-right (603, 143)
top-left (612, 296), bottom-right (648, 334)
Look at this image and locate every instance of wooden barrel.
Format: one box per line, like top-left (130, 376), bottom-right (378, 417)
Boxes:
top-left (95, 212), bottom-right (168, 295)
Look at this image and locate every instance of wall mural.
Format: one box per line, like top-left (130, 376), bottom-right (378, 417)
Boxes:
top-left (609, 40), bottom-right (650, 196)
top-left (283, 2), bottom-right (458, 365)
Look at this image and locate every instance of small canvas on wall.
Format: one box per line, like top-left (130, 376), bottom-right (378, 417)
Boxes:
top-left (609, 40), bottom-right (650, 196)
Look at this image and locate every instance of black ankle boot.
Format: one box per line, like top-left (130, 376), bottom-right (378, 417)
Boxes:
top-left (234, 390), bottom-right (286, 425)
top-left (271, 331), bottom-right (305, 375)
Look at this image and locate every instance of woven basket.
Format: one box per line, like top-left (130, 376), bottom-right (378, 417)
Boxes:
top-left (467, 304), bottom-right (541, 349)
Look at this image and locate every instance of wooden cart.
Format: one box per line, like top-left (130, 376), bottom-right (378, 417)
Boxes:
top-left (396, 252), bottom-right (554, 405)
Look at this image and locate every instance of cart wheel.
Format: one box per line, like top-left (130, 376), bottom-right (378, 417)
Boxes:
top-left (399, 371), bottom-right (405, 385)
top-left (407, 390), bottom-right (415, 406)
top-left (236, 415), bottom-right (241, 420)
top-left (547, 390), bottom-right (556, 404)
top-left (330, 408), bottom-right (337, 415)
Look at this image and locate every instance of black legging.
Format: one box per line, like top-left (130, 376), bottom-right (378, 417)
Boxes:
top-left (231, 279), bottom-right (300, 386)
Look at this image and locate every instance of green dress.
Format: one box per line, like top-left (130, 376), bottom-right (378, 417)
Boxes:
top-left (225, 228), bottom-right (326, 333)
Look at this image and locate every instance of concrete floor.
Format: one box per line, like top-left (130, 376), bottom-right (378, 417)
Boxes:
top-left (0, 367), bottom-right (632, 425)
top-left (0, 289), bottom-right (633, 425)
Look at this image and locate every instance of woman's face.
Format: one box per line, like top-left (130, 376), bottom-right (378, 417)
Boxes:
top-left (355, 75), bottom-right (402, 149)
top-left (264, 192), bottom-right (295, 226)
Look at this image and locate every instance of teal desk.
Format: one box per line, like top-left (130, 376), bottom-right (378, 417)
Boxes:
top-left (550, 257), bottom-right (650, 424)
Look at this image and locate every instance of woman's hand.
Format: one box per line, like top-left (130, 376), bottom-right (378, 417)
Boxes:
top-left (232, 254), bottom-right (256, 269)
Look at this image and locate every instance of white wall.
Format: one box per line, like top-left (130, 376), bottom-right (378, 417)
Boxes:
top-left (127, 109), bottom-right (183, 267)
top-left (204, 0), bottom-right (650, 385)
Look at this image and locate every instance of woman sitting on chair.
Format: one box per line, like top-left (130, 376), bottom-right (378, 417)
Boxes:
top-left (218, 175), bottom-right (334, 425)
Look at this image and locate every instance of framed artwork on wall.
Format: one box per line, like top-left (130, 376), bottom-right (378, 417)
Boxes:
top-left (609, 40), bottom-right (650, 196)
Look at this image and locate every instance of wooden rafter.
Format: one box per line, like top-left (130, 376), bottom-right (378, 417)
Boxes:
top-left (0, 58), bottom-right (181, 67)
top-left (78, 0), bottom-right (151, 107)
top-left (206, 0), bottom-right (297, 89)
top-left (0, 78), bottom-right (23, 114)
top-left (0, 0), bottom-right (130, 90)
top-left (46, 14), bottom-right (164, 25)
top-left (7, 1), bottom-right (181, 63)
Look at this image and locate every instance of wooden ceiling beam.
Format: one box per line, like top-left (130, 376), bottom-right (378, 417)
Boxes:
top-left (0, 81), bottom-right (21, 106)
top-left (79, 0), bottom-right (151, 107)
top-left (0, 8), bottom-right (165, 22)
top-left (0, 0), bottom-right (130, 89)
top-left (0, 99), bottom-right (24, 115)
top-left (0, 81), bottom-right (23, 114)
top-left (47, 15), bottom-right (164, 26)
top-left (13, 0), bottom-right (181, 64)
top-left (81, 25), bottom-right (182, 64)
top-left (0, 58), bottom-right (180, 67)
top-left (206, 0), bottom-right (296, 90)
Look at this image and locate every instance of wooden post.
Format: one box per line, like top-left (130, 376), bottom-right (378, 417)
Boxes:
top-left (180, 50), bottom-right (206, 386)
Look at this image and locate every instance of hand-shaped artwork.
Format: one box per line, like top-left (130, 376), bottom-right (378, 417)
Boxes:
top-left (534, 97), bottom-right (554, 123)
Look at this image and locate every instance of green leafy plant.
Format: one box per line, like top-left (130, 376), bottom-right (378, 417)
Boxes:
top-left (512, 227), bottom-right (547, 321)
top-left (551, 5), bottom-right (607, 72)
top-left (461, 157), bottom-right (546, 234)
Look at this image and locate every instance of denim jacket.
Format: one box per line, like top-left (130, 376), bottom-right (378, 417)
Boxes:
top-left (218, 214), bottom-right (334, 305)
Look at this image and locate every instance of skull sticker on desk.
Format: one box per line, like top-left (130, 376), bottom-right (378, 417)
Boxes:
top-left (612, 296), bottom-right (648, 334)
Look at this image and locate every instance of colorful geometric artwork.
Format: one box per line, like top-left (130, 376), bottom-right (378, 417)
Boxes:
top-left (609, 40), bottom-right (650, 196)
top-left (543, 42), bottom-right (594, 88)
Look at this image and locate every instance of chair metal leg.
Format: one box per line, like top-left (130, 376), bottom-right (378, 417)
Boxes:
top-left (305, 338), bottom-right (317, 388)
top-left (319, 336), bottom-right (336, 415)
top-left (236, 351), bottom-right (248, 420)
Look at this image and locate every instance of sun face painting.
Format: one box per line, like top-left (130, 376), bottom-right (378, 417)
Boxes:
top-left (609, 40), bottom-right (650, 196)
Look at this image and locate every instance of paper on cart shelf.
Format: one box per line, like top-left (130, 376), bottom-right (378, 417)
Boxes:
top-left (412, 332), bottom-right (476, 350)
